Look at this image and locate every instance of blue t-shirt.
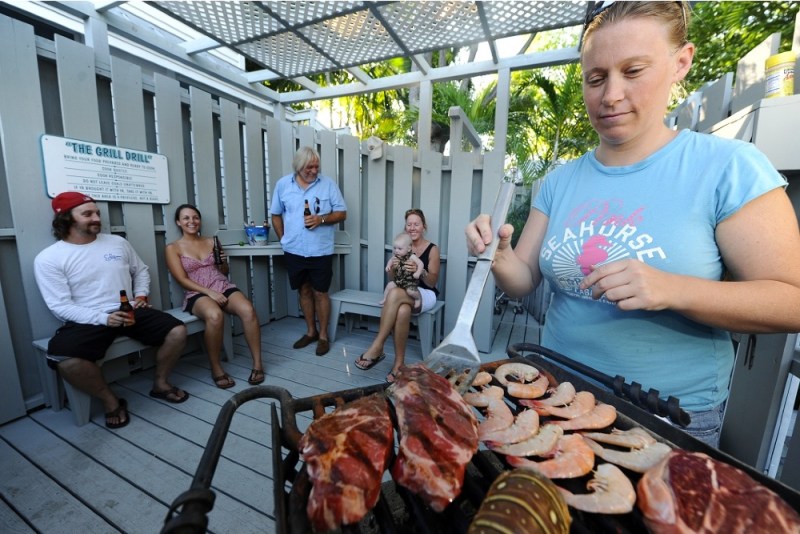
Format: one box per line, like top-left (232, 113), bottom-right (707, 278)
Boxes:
top-left (533, 129), bottom-right (786, 411)
top-left (270, 173), bottom-right (347, 257)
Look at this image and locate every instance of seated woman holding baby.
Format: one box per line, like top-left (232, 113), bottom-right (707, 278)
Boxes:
top-left (355, 208), bottom-right (439, 383)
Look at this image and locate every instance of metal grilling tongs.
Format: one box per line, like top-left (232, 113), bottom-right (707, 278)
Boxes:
top-left (425, 180), bottom-right (516, 394)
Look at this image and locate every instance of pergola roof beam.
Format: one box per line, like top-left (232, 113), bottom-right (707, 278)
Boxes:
top-left (292, 76), bottom-right (319, 92)
top-left (93, 1), bottom-right (125, 13)
top-left (476, 2), bottom-right (499, 64)
top-left (346, 67), bottom-right (371, 85)
top-left (280, 46), bottom-right (579, 104)
top-left (412, 54), bottom-right (431, 75)
top-left (245, 69), bottom-right (282, 84)
top-left (182, 36), bottom-right (222, 55)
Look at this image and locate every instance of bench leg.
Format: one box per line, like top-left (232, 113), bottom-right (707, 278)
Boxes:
top-left (63, 383), bottom-right (94, 426)
top-left (433, 306), bottom-right (444, 346)
top-left (35, 349), bottom-right (64, 410)
top-left (330, 299), bottom-right (342, 343)
top-left (418, 314), bottom-right (433, 358)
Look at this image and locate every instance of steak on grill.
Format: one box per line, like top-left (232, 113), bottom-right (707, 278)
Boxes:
top-left (388, 364), bottom-right (480, 512)
top-left (637, 449), bottom-right (800, 533)
top-left (298, 393), bottom-right (394, 532)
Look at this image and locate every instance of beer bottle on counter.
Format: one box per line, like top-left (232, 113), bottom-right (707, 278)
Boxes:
top-left (119, 290), bottom-right (135, 326)
top-left (213, 235), bottom-right (223, 265)
top-left (304, 199), bottom-right (312, 229)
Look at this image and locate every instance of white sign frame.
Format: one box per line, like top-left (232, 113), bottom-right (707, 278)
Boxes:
top-left (40, 135), bottom-right (170, 204)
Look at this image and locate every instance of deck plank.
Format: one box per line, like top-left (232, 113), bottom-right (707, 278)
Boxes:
top-left (0, 417), bottom-right (168, 532)
top-left (0, 496), bottom-right (32, 534)
top-left (0, 308), bottom-right (532, 534)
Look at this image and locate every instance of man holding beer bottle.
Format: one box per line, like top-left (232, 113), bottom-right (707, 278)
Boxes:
top-left (34, 191), bottom-right (190, 429)
top-left (271, 147), bottom-right (347, 356)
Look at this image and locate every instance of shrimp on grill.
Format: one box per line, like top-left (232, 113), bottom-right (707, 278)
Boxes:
top-left (531, 390), bottom-right (595, 418)
top-left (507, 375), bottom-right (549, 399)
top-left (463, 385), bottom-right (504, 408)
top-left (560, 463), bottom-right (636, 514)
top-left (521, 381), bottom-right (576, 410)
top-left (487, 424), bottom-right (563, 457)
top-left (480, 409), bottom-right (540, 446)
top-left (583, 437), bottom-right (672, 473)
top-left (477, 397), bottom-right (514, 441)
top-left (494, 362), bottom-right (540, 386)
top-left (581, 426), bottom-right (656, 450)
top-left (493, 363), bottom-right (548, 399)
top-left (506, 434), bottom-right (595, 479)
top-left (471, 371), bottom-right (493, 388)
top-left (551, 402), bottom-right (617, 431)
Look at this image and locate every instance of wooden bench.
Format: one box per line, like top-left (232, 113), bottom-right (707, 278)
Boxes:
top-left (32, 308), bottom-right (233, 426)
top-left (329, 289), bottom-right (445, 357)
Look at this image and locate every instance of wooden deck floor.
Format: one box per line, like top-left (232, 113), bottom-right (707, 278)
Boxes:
top-left (0, 303), bottom-right (538, 534)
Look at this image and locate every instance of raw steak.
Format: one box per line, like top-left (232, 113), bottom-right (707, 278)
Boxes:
top-left (299, 393), bottom-right (394, 532)
top-left (389, 364), bottom-right (480, 512)
top-left (637, 449), bottom-right (800, 533)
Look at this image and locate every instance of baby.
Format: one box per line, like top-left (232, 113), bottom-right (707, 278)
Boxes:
top-left (380, 232), bottom-right (424, 309)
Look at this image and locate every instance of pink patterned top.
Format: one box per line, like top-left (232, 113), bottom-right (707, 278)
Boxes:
top-left (180, 252), bottom-right (237, 308)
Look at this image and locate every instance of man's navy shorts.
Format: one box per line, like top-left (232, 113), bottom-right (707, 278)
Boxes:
top-left (284, 252), bottom-right (333, 292)
top-left (46, 307), bottom-right (184, 368)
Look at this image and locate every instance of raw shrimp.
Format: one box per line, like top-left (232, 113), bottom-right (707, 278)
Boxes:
top-left (560, 463), bottom-right (636, 514)
top-left (581, 426), bottom-right (656, 450)
top-left (551, 403), bottom-right (616, 431)
top-left (480, 409), bottom-right (540, 445)
top-left (506, 434), bottom-right (595, 479)
top-left (523, 381), bottom-right (576, 409)
top-left (583, 437), bottom-right (671, 473)
top-left (488, 424), bottom-right (563, 456)
top-left (463, 385), bottom-right (504, 407)
top-left (494, 362), bottom-right (539, 385)
top-left (507, 374), bottom-right (549, 399)
top-left (532, 390), bottom-right (595, 419)
top-left (472, 371), bottom-right (493, 387)
top-left (478, 397), bottom-right (514, 440)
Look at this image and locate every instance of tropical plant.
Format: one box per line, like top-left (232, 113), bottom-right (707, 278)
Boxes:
top-left (685, 1), bottom-right (800, 93)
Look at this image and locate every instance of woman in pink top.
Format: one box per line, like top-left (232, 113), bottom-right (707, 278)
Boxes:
top-left (166, 204), bottom-right (265, 388)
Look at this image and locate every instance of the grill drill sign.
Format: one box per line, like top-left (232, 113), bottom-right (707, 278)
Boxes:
top-left (40, 135), bottom-right (170, 204)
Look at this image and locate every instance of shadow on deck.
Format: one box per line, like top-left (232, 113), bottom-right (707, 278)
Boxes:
top-left (0, 304), bottom-right (540, 533)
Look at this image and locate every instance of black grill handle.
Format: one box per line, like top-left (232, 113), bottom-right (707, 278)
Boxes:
top-left (507, 343), bottom-right (691, 428)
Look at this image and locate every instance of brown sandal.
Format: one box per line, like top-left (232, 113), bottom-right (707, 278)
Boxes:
top-left (212, 373), bottom-right (235, 389)
top-left (105, 398), bottom-right (130, 429)
top-left (248, 369), bottom-right (265, 385)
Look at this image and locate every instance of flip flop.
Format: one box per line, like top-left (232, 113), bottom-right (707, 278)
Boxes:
top-left (149, 385), bottom-right (190, 403)
top-left (386, 371), bottom-right (397, 384)
top-left (354, 353), bottom-right (385, 371)
top-left (105, 398), bottom-right (130, 429)
top-left (248, 369), bottom-right (265, 385)
top-left (213, 373), bottom-right (236, 389)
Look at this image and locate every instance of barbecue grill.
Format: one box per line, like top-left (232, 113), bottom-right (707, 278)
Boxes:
top-left (162, 344), bottom-right (800, 533)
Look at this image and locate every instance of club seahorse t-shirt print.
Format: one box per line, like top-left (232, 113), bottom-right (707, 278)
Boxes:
top-left (532, 128), bottom-right (786, 412)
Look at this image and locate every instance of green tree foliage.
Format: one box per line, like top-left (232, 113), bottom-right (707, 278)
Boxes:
top-left (686, 1), bottom-right (799, 93)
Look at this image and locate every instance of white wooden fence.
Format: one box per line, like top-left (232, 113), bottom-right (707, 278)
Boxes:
top-left (0, 12), bottom-right (506, 424)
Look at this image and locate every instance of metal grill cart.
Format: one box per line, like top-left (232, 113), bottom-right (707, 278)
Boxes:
top-left (162, 345), bottom-right (800, 533)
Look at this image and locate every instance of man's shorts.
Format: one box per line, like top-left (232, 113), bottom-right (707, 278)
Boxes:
top-left (284, 252), bottom-right (333, 292)
top-left (46, 307), bottom-right (184, 369)
top-left (185, 287), bottom-right (241, 314)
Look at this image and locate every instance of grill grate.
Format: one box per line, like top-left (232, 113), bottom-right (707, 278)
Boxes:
top-left (162, 346), bottom-right (800, 533)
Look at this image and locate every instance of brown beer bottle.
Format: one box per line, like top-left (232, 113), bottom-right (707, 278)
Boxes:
top-left (304, 199), bottom-right (312, 229)
top-left (119, 290), bottom-right (135, 326)
top-left (213, 235), bottom-right (223, 265)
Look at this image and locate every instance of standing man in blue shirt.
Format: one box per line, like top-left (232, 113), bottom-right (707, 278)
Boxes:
top-left (271, 147), bottom-right (347, 356)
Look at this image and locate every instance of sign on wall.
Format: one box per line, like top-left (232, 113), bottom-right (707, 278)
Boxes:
top-left (40, 135), bottom-right (170, 204)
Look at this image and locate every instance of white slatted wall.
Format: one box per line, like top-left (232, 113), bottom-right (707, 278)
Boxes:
top-left (0, 13), bottom-right (502, 422)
